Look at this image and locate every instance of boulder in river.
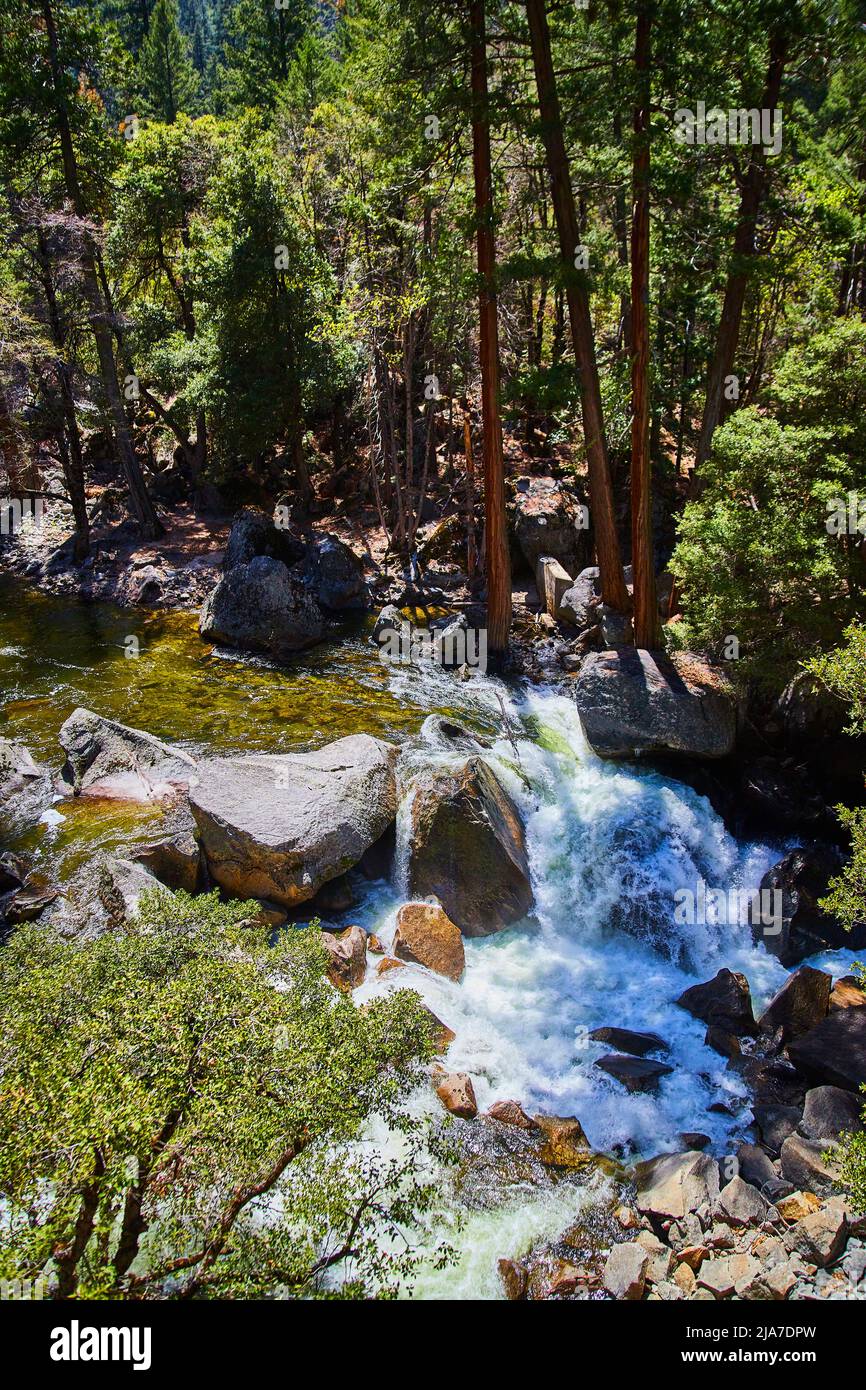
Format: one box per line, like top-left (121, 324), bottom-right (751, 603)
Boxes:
top-left (786, 1007), bottom-right (866, 1093)
top-left (320, 925), bottom-right (367, 991)
top-left (753, 847), bottom-right (866, 966)
top-left (58, 708), bottom-right (197, 801)
top-left (199, 555), bottom-right (324, 657)
top-left (757, 966), bottom-right (831, 1042)
top-left (407, 757), bottom-right (533, 936)
top-left (223, 506), bottom-right (306, 572)
top-left (435, 1072), bottom-right (478, 1119)
top-left (393, 901), bottom-right (466, 981)
top-left (676, 968), bottom-right (757, 1037)
top-left (588, 1026), bottom-right (669, 1057)
top-left (574, 649), bottom-right (737, 760)
top-left (595, 1054), bottom-right (673, 1093)
top-left (189, 734), bottom-right (398, 908)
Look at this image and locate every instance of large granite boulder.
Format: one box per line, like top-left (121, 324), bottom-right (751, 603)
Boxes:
top-left (786, 1007), bottom-right (866, 1093)
top-left (799, 1086), bottom-right (863, 1143)
top-left (558, 566), bottom-right (599, 631)
top-left (753, 847), bottom-right (866, 966)
top-left (223, 506), bottom-right (305, 571)
top-left (199, 555), bottom-right (324, 657)
top-left (757, 966), bottom-right (831, 1043)
top-left (407, 758), bottom-right (533, 936)
top-left (574, 649), bottom-right (737, 760)
top-left (303, 535), bottom-right (369, 611)
top-left (635, 1150), bottom-right (720, 1220)
top-left (511, 477), bottom-right (590, 575)
top-left (58, 708), bottom-right (197, 801)
top-left (189, 734), bottom-right (398, 907)
top-left (0, 737), bottom-right (51, 831)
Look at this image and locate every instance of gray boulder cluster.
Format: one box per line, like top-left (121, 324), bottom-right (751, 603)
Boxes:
top-left (3, 708), bottom-right (535, 958)
top-left (199, 507), bottom-right (369, 657)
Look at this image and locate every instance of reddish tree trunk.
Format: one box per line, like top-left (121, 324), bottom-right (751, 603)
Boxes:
top-left (525, 0), bottom-right (629, 613)
top-left (630, 3), bottom-right (661, 650)
top-left (470, 0), bottom-right (511, 653)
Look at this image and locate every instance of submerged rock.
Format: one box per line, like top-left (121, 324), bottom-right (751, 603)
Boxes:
top-left (0, 737), bottom-right (51, 831)
top-left (407, 757), bottom-right (533, 936)
top-left (589, 1026), bottom-right (669, 1057)
top-left (595, 1054), bottom-right (673, 1093)
top-left (190, 734), bottom-right (398, 908)
top-left (58, 708), bottom-right (197, 801)
top-left (574, 649), bottom-right (736, 760)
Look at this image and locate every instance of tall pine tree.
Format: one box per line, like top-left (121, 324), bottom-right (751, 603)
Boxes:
top-left (138, 0), bottom-right (198, 122)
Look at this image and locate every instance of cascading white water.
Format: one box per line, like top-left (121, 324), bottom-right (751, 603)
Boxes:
top-left (344, 663), bottom-right (861, 1297)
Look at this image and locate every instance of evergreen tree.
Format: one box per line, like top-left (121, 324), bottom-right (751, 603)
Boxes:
top-left (138, 0), bottom-right (199, 122)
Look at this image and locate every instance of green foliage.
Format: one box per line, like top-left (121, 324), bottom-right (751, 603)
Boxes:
top-left (669, 321), bottom-right (866, 683)
top-left (818, 806), bottom-right (866, 934)
top-left (807, 621), bottom-right (866, 735)
top-left (0, 889), bottom-right (450, 1299)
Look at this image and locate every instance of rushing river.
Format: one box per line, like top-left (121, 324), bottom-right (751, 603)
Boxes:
top-left (0, 574), bottom-right (859, 1298)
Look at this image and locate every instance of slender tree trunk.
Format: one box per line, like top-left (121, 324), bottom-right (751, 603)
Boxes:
top-left (41, 0), bottom-right (162, 539)
top-left (525, 0), bottom-right (629, 613)
top-left (36, 230), bottom-right (89, 559)
top-left (470, 0), bottom-right (511, 653)
top-left (693, 30), bottom-right (787, 480)
top-left (462, 399), bottom-right (478, 580)
top-left (630, 2), bottom-right (661, 650)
